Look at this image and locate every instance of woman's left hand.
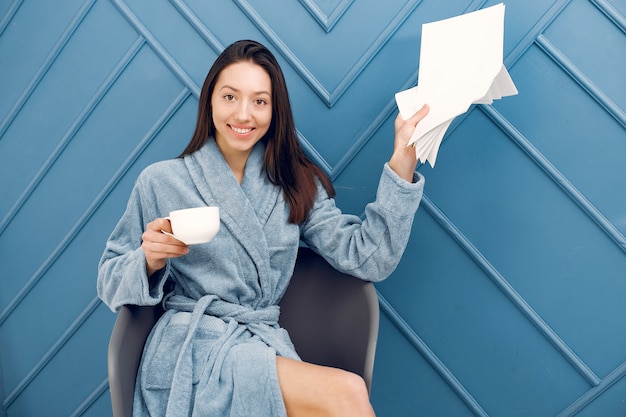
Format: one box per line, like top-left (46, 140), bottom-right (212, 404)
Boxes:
top-left (388, 104), bottom-right (429, 182)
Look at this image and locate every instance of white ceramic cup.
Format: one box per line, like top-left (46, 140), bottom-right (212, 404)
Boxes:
top-left (164, 206), bottom-right (220, 245)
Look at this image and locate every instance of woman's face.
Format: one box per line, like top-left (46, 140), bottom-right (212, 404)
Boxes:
top-left (211, 61), bottom-right (272, 163)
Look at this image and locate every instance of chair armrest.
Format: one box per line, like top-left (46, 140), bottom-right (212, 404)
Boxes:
top-left (108, 305), bottom-right (163, 417)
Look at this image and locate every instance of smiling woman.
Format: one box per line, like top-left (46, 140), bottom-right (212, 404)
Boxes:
top-left (211, 61), bottom-right (273, 183)
top-left (97, 39), bottom-right (429, 417)
top-left (179, 40), bottom-right (337, 225)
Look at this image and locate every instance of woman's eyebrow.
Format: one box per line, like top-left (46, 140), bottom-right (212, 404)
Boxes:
top-left (219, 85), bottom-right (271, 96)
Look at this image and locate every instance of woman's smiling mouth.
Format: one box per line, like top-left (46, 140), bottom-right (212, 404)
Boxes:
top-left (230, 126), bottom-right (253, 135)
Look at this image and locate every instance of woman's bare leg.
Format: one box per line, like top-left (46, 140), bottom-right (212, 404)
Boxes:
top-left (276, 356), bottom-right (376, 417)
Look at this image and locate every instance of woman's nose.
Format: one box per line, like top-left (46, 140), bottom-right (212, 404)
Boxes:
top-left (235, 101), bottom-right (251, 121)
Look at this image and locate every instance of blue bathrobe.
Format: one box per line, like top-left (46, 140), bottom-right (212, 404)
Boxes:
top-left (97, 138), bottom-right (424, 416)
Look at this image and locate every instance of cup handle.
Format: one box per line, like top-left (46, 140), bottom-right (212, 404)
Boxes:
top-left (160, 216), bottom-right (181, 241)
top-left (161, 230), bottom-right (187, 245)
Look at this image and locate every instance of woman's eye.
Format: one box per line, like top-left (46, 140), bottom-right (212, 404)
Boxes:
top-left (224, 94), bottom-right (235, 101)
top-left (255, 99), bottom-right (268, 106)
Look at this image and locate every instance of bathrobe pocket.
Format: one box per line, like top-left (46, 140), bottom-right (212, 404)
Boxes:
top-left (144, 322), bottom-right (221, 389)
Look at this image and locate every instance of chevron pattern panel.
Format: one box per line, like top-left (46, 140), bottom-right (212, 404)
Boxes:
top-left (0, 0), bottom-right (624, 416)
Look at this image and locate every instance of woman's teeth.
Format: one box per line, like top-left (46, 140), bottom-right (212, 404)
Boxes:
top-left (231, 127), bottom-right (252, 134)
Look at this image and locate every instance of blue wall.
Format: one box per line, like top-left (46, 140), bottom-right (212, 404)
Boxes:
top-left (1, 0), bottom-right (625, 415)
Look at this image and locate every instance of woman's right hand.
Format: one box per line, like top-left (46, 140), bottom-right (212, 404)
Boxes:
top-left (389, 104), bottom-right (429, 182)
top-left (141, 217), bottom-right (189, 276)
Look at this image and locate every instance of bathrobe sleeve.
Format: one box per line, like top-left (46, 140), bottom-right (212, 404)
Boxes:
top-left (301, 162), bottom-right (424, 282)
top-left (97, 168), bottom-right (172, 312)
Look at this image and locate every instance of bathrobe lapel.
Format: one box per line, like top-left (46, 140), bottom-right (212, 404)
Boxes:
top-left (184, 139), bottom-right (280, 297)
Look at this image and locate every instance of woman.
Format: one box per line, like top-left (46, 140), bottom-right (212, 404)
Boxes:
top-left (98, 39), bottom-right (429, 416)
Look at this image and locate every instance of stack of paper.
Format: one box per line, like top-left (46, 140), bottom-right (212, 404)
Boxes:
top-left (395, 3), bottom-right (518, 167)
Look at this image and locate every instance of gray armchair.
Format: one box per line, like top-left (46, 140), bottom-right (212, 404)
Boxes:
top-left (107, 246), bottom-right (380, 417)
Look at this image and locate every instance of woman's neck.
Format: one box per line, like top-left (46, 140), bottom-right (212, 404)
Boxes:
top-left (223, 151), bottom-right (249, 184)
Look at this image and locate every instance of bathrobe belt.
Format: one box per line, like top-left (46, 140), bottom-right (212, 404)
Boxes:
top-left (161, 294), bottom-right (296, 417)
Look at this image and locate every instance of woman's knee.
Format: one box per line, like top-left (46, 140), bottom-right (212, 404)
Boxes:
top-left (276, 357), bottom-right (374, 416)
top-left (337, 370), bottom-right (369, 402)
top-left (322, 368), bottom-right (374, 416)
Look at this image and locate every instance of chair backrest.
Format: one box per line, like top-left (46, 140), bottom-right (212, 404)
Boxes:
top-left (107, 246), bottom-right (380, 417)
top-left (277, 247), bottom-right (379, 389)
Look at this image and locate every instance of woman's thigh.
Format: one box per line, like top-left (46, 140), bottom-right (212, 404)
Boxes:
top-left (275, 356), bottom-right (375, 417)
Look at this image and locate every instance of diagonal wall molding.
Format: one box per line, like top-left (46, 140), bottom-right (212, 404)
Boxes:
top-left (298, 0), bottom-right (353, 32)
top-left (0, 0), bottom-right (23, 38)
top-left (233, 0), bottom-right (422, 107)
top-left (0, 0), bottom-right (98, 142)
top-left (377, 291), bottom-right (489, 417)
top-left (1, 1), bottom-right (624, 415)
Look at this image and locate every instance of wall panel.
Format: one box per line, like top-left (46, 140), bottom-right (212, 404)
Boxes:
top-left (1, 1), bottom-right (624, 415)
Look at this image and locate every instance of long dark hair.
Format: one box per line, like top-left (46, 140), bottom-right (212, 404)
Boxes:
top-left (179, 40), bottom-right (334, 224)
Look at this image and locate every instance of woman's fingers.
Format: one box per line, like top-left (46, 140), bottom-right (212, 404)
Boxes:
top-left (389, 104), bottom-right (430, 182)
top-left (394, 104), bottom-right (429, 138)
top-left (142, 218), bottom-right (189, 275)
top-left (146, 217), bottom-right (173, 234)
top-left (409, 103), bottom-right (430, 123)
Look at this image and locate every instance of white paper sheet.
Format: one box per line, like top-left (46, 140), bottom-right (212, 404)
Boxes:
top-left (395, 3), bottom-right (518, 167)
